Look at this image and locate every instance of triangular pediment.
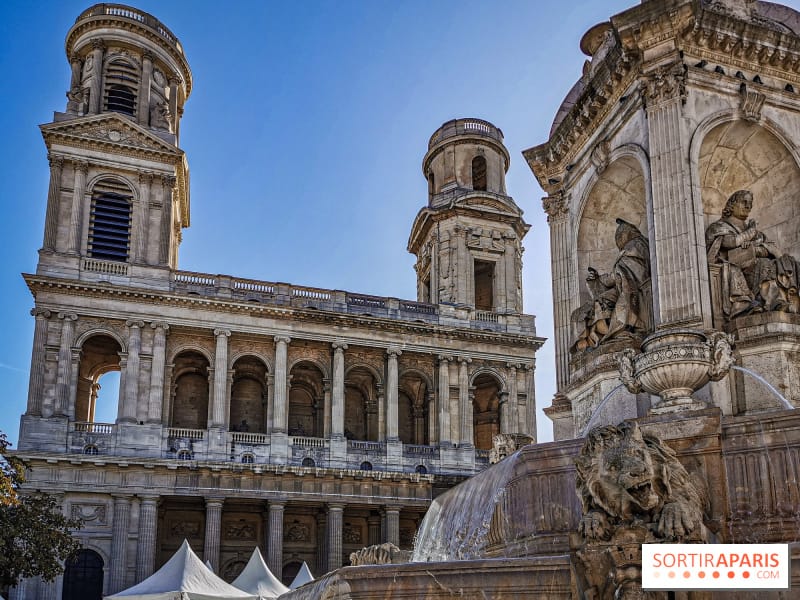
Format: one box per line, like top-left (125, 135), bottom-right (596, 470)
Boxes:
top-left (41, 113), bottom-right (181, 158)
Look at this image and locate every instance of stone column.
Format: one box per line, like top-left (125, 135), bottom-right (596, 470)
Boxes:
top-left (168, 75), bottom-right (180, 134)
top-left (644, 61), bottom-right (707, 327)
top-left (67, 160), bottom-right (88, 255)
top-left (135, 172), bottom-right (152, 264)
top-left (110, 495), bottom-right (132, 593)
top-left (272, 336), bottom-right (291, 433)
top-left (543, 193), bottom-right (571, 390)
top-left (453, 225), bottom-right (469, 305)
top-left (384, 506), bottom-right (400, 546)
top-left (159, 175), bottom-right (176, 266)
top-left (42, 154), bottom-right (63, 252)
top-left (211, 329), bottom-right (231, 428)
top-left (26, 309), bottom-right (51, 415)
top-left (524, 362), bottom-right (537, 442)
top-left (267, 501), bottom-right (285, 578)
top-left (136, 495), bottom-right (159, 580)
top-left (316, 512), bottom-right (328, 575)
top-left (458, 357), bottom-right (473, 447)
top-left (138, 51), bottom-right (153, 126)
top-left (367, 514), bottom-right (381, 546)
top-left (505, 363), bottom-right (519, 434)
top-left (322, 379), bottom-right (331, 438)
top-left (120, 320), bottom-right (144, 423)
top-left (327, 504), bottom-right (344, 572)
top-left (147, 322), bottom-right (169, 423)
top-left (88, 40), bottom-right (105, 115)
top-left (54, 312), bottom-right (78, 417)
top-left (331, 342), bottom-right (347, 438)
top-left (386, 348), bottom-right (401, 441)
top-left (437, 355), bottom-right (451, 446)
top-left (204, 497), bottom-right (224, 573)
top-left (68, 350), bottom-right (81, 420)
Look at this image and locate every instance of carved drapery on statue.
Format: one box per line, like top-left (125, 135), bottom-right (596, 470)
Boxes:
top-left (573, 422), bottom-right (709, 600)
top-left (707, 189), bottom-right (800, 320)
top-left (572, 219), bottom-right (652, 352)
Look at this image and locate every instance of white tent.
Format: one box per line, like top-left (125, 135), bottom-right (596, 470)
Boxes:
top-left (205, 560), bottom-right (215, 573)
top-left (230, 548), bottom-right (289, 599)
top-left (288, 562), bottom-right (314, 590)
top-left (105, 539), bottom-right (257, 600)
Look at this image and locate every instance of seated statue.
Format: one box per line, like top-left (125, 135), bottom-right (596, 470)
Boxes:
top-left (571, 219), bottom-right (651, 352)
top-left (706, 190), bottom-right (800, 319)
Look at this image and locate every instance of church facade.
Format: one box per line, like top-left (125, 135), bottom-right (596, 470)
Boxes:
top-left (11, 5), bottom-right (543, 599)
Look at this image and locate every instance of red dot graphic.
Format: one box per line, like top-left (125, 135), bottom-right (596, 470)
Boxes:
top-left (683, 571), bottom-right (691, 579)
top-left (698, 571), bottom-right (706, 579)
top-left (743, 571), bottom-right (750, 579)
top-left (668, 571), bottom-right (676, 579)
top-left (712, 571), bottom-right (720, 579)
top-left (728, 571), bottom-right (735, 579)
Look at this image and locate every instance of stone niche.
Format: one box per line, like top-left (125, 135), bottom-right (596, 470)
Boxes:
top-left (700, 119), bottom-right (800, 412)
top-left (566, 155), bottom-right (652, 435)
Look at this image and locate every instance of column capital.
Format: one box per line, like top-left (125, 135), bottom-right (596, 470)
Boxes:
top-left (48, 153), bottom-right (65, 169)
top-left (139, 170), bottom-right (154, 185)
top-left (437, 354), bottom-right (453, 363)
top-left (69, 52), bottom-right (82, 64)
top-left (72, 159), bottom-right (89, 174)
top-left (274, 335), bottom-right (291, 345)
top-left (31, 308), bottom-right (52, 319)
top-left (332, 341), bottom-right (348, 351)
top-left (169, 73), bottom-right (182, 86)
top-left (91, 39), bottom-right (106, 51)
top-left (268, 499), bottom-right (286, 510)
top-left (386, 347), bottom-right (402, 358)
top-left (142, 49), bottom-right (156, 62)
top-left (205, 496), bottom-right (225, 508)
top-left (383, 504), bottom-right (402, 513)
top-left (214, 328), bottom-right (231, 338)
top-left (58, 312), bottom-right (78, 322)
top-left (542, 193), bottom-right (568, 223)
top-left (126, 320), bottom-right (146, 329)
top-left (457, 356), bottom-right (473, 365)
top-left (138, 494), bottom-right (160, 504)
top-left (327, 503), bottom-right (345, 512)
top-left (161, 174), bottom-right (177, 189)
top-left (150, 321), bottom-right (170, 332)
top-left (506, 362), bottom-right (520, 371)
top-left (111, 493), bottom-right (133, 501)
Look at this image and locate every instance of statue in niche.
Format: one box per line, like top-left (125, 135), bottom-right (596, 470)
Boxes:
top-left (66, 86), bottom-right (89, 115)
top-left (706, 189), bottom-right (800, 319)
top-left (150, 100), bottom-right (172, 131)
top-left (571, 219), bottom-right (651, 352)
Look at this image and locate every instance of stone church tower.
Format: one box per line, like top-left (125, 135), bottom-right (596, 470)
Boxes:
top-left (12, 5), bottom-right (542, 599)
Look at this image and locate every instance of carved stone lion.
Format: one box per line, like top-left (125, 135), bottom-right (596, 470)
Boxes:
top-left (348, 542), bottom-right (412, 566)
top-left (575, 421), bottom-right (708, 542)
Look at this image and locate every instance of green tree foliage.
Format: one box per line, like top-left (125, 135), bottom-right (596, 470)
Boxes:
top-left (0, 432), bottom-right (82, 589)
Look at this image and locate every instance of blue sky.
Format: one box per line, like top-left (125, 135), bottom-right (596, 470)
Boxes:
top-left (4, 0), bottom-right (797, 447)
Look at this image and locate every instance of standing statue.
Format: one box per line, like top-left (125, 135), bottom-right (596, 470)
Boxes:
top-left (706, 190), bottom-right (800, 319)
top-left (572, 219), bottom-right (652, 352)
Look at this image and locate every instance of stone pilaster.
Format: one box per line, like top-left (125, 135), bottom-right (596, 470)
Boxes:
top-left (504, 363), bottom-right (519, 433)
top-left (110, 494), bottom-right (132, 593)
top-left (272, 336), bottom-right (290, 433)
top-left (322, 378), bottom-right (332, 438)
top-left (120, 320), bottom-right (144, 423)
top-left (54, 312), bottom-right (78, 417)
top-left (644, 60), bottom-right (706, 327)
top-left (384, 506), bottom-right (400, 546)
top-left (458, 357), bottom-right (473, 447)
top-left (68, 349), bottom-right (81, 420)
top-left (147, 322), bottom-right (169, 423)
top-left (386, 348), bottom-right (401, 441)
top-left (267, 501), bottom-right (285, 578)
top-left (316, 512), bottom-right (328, 575)
top-left (42, 154), bottom-right (63, 252)
top-left (66, 160), bottom-right (88, 255)
top-left (159, 175), bottom-right (176, 266)
top-left (138, 51), bottom-right (153, 126)
top-left (136, 495), bottom-right (159, 580)
top-left (69, 53), bottom-right (82, 90)
top-left (437, 355), bottom-right (452, 446)
top-left (327, 503), bottom-right (344, 572)
top-left (26, 309), bottom-right (51, 415)
top-left (524, 362), bottom-right (537, 441)
top-left (368, 514), bottom-right (381, 546)
top-left (204, 497), bottom-right (224, 573)
top-left (88, 40), bottom-right (104, 115)
top-left (211, 329), bottom-right (231, 428)
top-left (331, 342), bottom-right (347, 438)
top-left (168, 75), bottom-right (180, 134)
top-left (454, 225), bottom-right (469, 305)
top-left (135, 172), bottom-right (152, 263)
top-left (542, 192), bottom-right (571, 390)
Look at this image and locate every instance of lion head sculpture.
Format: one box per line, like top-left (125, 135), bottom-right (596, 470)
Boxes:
top-left (574, 421), bottom-right (708, 542)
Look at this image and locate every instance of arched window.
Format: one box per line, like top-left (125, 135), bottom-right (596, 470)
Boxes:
top-left (472, 373), bottom-right (501, 451)
top-left (104, 58), bottom-right (138, 116)
top-left (241, 453), bottom-right (254, 464)
top-left (62, 549), bottom-right (104, 600)
top-left (75, 334), bottom-right (122, 423)
top-left (87, 179), bottom-right (132, 262)
top-left (177, 449), bottom-right (193, 460)
top-left (360, 461), bottom-right (373, 471)
top-left (428, 171), bottom-right (435, 195)
top-left (83, 445), bottom-right (99, 455)
top-left (171, 351), bottom-right (210, 430)
top-left (471, 155), bottom-right (487, 191)
top-left (302, 457), bottom-right (315, 468)
top-left (415, 464), bottom-right (428, 474)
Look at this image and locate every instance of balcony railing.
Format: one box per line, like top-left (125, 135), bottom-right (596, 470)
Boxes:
top-left (77, 4), bottom-right (183, 54)
top-left (167, 427), bottom-right (205, 440)
top-left (348, 440), bottom-right (384, 452)
top-left (291, 436), bottom-right (326, 449)
top-left (74, 422), bottom-right (114, 435)
top-left (231, 432), bottom-right (269, 445)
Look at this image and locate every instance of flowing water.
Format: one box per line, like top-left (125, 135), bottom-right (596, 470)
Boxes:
top-left (579, 383), bottom-right (626, 437)
top-left (730, 365), bottom-right (794, 410)
top-left (411, 449), bottom-right (522, 562)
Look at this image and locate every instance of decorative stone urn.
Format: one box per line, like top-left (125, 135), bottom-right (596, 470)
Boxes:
top-left (617, 328), bottom-right (734, 413)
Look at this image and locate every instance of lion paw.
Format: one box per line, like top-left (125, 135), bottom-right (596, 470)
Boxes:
top-left (658, 502), bottom-right (701, 540)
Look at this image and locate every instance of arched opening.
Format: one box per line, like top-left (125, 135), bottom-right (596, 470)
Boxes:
top-left (104, 58), bottom-right (138, 116)
top-left (473, 259), bottom-right (495, 311)
top-left (282, 561), bottom-right (302, 586)
top-left (62, 549), bottom-right (104, 600)
top-left (471, 155), bottom-right (487, 191)
top-left (398, 372), bottom-right (429, 445)
top-left (75, 334), bottom-right (122, 423)
top-left (472, 373), bottom-right (501, 451)
top-left (344, 366), bottom-right (378, 441)
top-left (171, 351), bottom-right (210, 430)
top-left (87, 179), bottom-right (133, 263)
top-left (288, 361), bottom-right (325, 437)
top-left (427, 170), bottom-right (436, 195)
top-left (230, 356), bottom-right (268, 433)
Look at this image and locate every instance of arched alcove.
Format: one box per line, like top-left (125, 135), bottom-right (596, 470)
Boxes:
top-left (699, 120), bottom-right (800, 259)
top-left (171, 350), bottom-right (210, 429)
top-left (230, 355), bottom-right (268, 433)
top-left (472, 372), bottom-right (502, 450)
top-left (289, 361), bottom-right (325, 437)
top-left (344, 366), bottom-right (378, 441)
top-left (62, 548), bottom-right (104, 600)
top-left (75, 334), bottom-right (122, 423)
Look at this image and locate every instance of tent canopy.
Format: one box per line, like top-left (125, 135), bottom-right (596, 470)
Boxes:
top-left (105, 540), bottom-right (257, 600)
top-left (230, 547), bottom-right (288, 599)
top-left (289, 562), bottom-right (314, 590)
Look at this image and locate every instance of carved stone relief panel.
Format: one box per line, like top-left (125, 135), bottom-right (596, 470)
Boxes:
top-left (223, 518), bottom-right (257, 541)
top-left (70, 502), bottom-right (109, 526)
top-left (342, 519), bottom-right (364, 545)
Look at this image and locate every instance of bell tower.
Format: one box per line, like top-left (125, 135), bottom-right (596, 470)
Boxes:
top-left (37, 4), bottom-right (192, 285)
top-left (408, 118), bottom-right (529, 313)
